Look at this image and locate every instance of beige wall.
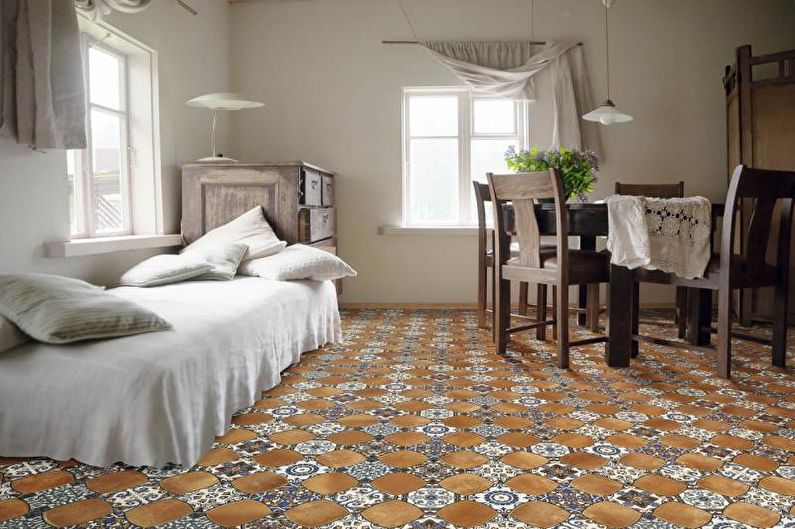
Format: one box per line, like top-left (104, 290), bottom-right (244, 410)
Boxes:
top-left (0, 0), bottom-right (232, 285)
top-left (229, 0), bottom-right (795, 304)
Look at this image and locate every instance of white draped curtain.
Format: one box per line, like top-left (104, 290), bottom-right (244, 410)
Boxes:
top-left (0, 0), bottom-right (86, 149)
top-left (421, 40), bottom-right (601, 155)
top-left (74, 0), bottom-right (151, 20)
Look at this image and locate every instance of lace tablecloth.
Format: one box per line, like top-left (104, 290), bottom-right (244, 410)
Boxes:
top-left (606, 195), bottom-right (712, 279)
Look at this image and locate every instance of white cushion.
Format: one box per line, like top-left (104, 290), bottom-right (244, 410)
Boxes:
top-left (182, 242), bottom-right (248, 281)
top-left (239, 244), bottom-right (357, 281)
top-left (182, 206), bottom-right (287, 262)
top-left (0, 315), bottom-right (29, 353)
top-left (120, 254), bottom-right (214, 287)
top-left (0, 274), bottom-right (171, 344)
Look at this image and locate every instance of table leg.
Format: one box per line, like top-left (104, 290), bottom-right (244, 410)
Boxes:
top-left (686, 288), bottom-right (712, 346)
top-left (607, 264), bottom-right (632, 367)
top-left (579, 235), bottom-right (596, 327)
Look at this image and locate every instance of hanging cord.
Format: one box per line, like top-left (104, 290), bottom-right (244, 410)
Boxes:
top-left (529, 0), bottom-right (535, 44)
top-left (604, 3), bottom-right (611, 100)
top-left (397, 0), bottom-right (420, 42)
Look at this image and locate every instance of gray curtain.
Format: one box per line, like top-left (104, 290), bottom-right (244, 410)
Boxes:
top-left (421, 40), bottom-right (601, 154)
top-left (74, 0), bottom-right (152, 20)
top-left (0, 0), bottom-right (86, 149)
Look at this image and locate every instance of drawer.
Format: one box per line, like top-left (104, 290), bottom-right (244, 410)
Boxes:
top-left (322, 175), bottom-right (334, 206)
top-left (300, 167), bottom-right (322, 206)
top-left (298, 207), bottom-right (335, 243)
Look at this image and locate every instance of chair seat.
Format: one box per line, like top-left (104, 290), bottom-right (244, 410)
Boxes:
top-left (506, 249), bottom-right (610, 284)
top-left (704, 254), bottom-right (779, 286)
top-left (485, 243), bottom-right (555, 266)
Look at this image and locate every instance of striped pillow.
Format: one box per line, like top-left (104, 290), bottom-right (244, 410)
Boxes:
top-left (0, 274), bottom-right (171, 344)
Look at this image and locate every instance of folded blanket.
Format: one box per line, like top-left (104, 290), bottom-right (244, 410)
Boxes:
top-left (607, 195), bottom-right (711, 279)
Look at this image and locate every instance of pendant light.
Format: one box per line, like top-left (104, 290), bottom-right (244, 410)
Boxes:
top-left (583, 0), bottom-right (633, 125)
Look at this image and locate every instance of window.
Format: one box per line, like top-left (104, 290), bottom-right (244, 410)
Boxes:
top-left (67, 17), bottom-right (162, 240)
top-left (402, 88), bottom-right (528, 226)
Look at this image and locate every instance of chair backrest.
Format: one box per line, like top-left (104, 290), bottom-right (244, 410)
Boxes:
top-left (473, 181), bottom-right (491, 257)
top-left (615, 181), bottom-right (684, 198)
top-left (486, 170), bottom-right (568, 273)
top-left (723, 165), bottom-right (795, 275)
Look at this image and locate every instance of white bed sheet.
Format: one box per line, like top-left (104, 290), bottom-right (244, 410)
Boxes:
top-left (0, 277), bottom-right (340, 467)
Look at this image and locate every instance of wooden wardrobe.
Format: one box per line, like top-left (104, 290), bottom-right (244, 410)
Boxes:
top-left (724, 45), bottom-right (795, 323)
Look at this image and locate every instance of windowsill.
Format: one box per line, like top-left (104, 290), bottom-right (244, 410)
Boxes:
top-left (379, 225), bottom-right (478, 236)
top-left (45, 234), bottom-right (183, 258)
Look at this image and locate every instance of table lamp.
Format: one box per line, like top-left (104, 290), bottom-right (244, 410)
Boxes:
top-left (186, 92), bottom-right (264, 162)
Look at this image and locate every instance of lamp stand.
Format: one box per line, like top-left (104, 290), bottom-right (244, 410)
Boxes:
top-left (197, 109), bottom-right (237, 163)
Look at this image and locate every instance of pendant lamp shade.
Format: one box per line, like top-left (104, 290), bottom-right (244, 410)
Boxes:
top-left (582, 1), bottom-right (633, 125)
top-left (582, 99), bottom-right (633, 125)
top-left (186, 93), bottom-right (264, 162)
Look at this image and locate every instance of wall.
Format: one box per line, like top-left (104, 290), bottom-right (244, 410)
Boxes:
top-left (0, 0), bottom-right (232, 285)
top-left (229, 0), bottom-right (795, 304)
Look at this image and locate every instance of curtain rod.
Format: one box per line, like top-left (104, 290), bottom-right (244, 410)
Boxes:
top-left (382, 40), bottom-right (583, 46)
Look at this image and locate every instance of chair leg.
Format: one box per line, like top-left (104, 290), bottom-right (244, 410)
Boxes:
top-left (477, 263), bottom-right (488, 329)
top-left (772, 281), bottom-right (788, 369)
top-left (495, 271), bottom-right (511, 355)
top-left (557, 282), bottom-right (569, 369)
top-left (519, 282), bottom-right (529, 316)
top-left (552, 285), bottom-right (558, 341)
top-left (675, 286), bottom-right (688, 339)
top-left (490, 261), bottom-right (496, 341)
top-left (631, 282), bottom-right (640, 358)
top-left (536, 284), bottom-right (547, 341)
top-left (586, 283), bottom-right (600, 332)
top-left (717, 287), bottom-right (732, 378)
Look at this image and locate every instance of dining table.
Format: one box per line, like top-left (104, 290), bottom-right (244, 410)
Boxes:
top-left (507, 201), bottom-right (724, 367)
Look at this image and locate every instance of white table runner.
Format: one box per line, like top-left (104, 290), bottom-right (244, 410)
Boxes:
top-left (606, 195), bottom-right (712, 279)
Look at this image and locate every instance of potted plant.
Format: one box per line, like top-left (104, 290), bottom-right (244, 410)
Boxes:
top-left (505, 146), bottom-right (598, 202)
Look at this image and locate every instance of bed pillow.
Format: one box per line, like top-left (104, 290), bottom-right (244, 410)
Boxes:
top-left (182, 242), bottom-right (248, 281)
top-left (0, 274), bottom-right (172, 344)
top-left (0, 315), bottom-right (29, 353)
top-left (239, 244), bottom-right (357, 281)
top-left (120, 254), bottom-right (214, 287)
top-left (182, 206), bottom-right (287, 262)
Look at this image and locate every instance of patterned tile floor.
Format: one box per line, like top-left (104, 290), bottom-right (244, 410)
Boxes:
top-left (1, 309), bottom-right (794, 528)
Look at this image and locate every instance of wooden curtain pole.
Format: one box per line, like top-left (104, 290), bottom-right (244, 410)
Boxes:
top-left (381, 40), bottom-right (582, 46)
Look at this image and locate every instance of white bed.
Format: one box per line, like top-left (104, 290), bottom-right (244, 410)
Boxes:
top-left (0, 277), bottom-right (340, 467)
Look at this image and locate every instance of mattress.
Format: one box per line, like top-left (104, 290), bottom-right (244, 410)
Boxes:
top-left (0, 277), bottom-right (340, 467)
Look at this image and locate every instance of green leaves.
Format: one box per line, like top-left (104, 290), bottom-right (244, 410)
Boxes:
top-left (504, 146), bottom-right (598, 201)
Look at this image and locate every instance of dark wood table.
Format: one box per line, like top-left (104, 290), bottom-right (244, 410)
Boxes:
top-left (507, 202), bottom-right (722, 365)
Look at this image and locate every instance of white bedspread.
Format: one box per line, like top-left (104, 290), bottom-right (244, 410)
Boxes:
top-left (0, 277), bottom-right (340, 467)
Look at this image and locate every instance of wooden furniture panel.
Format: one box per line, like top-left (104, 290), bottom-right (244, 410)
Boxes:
top-left (299, 207), bottom-right (335, 243)
top-left (300, 167), bottom-right (323, 206)
top-left (322, 175), bottom-right (334, 206)
top-left (724, 45), bottom-right (795, 323)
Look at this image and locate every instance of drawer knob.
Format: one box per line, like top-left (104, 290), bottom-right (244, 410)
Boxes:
top-left (311, 180), bottom-right (319, 190)
top-left (322, 213), bottom-right (329, 222)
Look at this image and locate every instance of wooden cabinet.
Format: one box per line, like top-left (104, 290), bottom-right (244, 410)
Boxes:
top-left (181, 161), bottom-right (340, 290)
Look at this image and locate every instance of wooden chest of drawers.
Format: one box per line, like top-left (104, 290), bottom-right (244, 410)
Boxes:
top-left (181, 160), bottom-right (337, 252)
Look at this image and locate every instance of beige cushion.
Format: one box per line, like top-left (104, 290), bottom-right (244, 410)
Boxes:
top-left (182, 242), bottom-right (248, 281)
top-left (120, 254), bottom-right (214, 287)
top-left (0, 274), bottom-right (171, 344)
top-left (239, 244), bottom-right (357, 281)
top-left (0, 315), bottom-right (29, 353)
top-left (182, 206), bottom-right (286, 262)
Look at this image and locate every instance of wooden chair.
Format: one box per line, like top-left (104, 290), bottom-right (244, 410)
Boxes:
top-left (488, 170), bottom-right (609, 366)
top-left (614, 181), bottom-right (689, 349)
top-left (625, 165), bottom-right (794, 378)
top-left (473, 181), bottom-right (534, 332)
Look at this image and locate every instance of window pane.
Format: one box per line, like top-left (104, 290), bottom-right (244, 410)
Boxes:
top-left (89, 46), bottom-right (122, 110)
top-left (66, 150), bottom-right (82, 236)
top-left (409, 138), bottom-right (458, 223)
top-left (470, 138), bottom-right (519, 222)
top-left (473, 99), bottom-right (516, 134)
top-left (409, 96), bottom-right (458, 136)
top-left (91, 110), bottom-right (125, 234)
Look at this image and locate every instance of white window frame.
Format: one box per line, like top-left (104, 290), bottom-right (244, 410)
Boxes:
top-left (402, 87), bottom-right (529, 227)
top-left (71, 38), bottom-right (132, 239)
top-left (68, 15), bottom-right (163, 241)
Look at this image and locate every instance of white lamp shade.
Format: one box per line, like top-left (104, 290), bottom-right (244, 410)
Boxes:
top-left (186, 92), bottom-right (264, 111)
top-left (582, 99), bottom-right (633, 125)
